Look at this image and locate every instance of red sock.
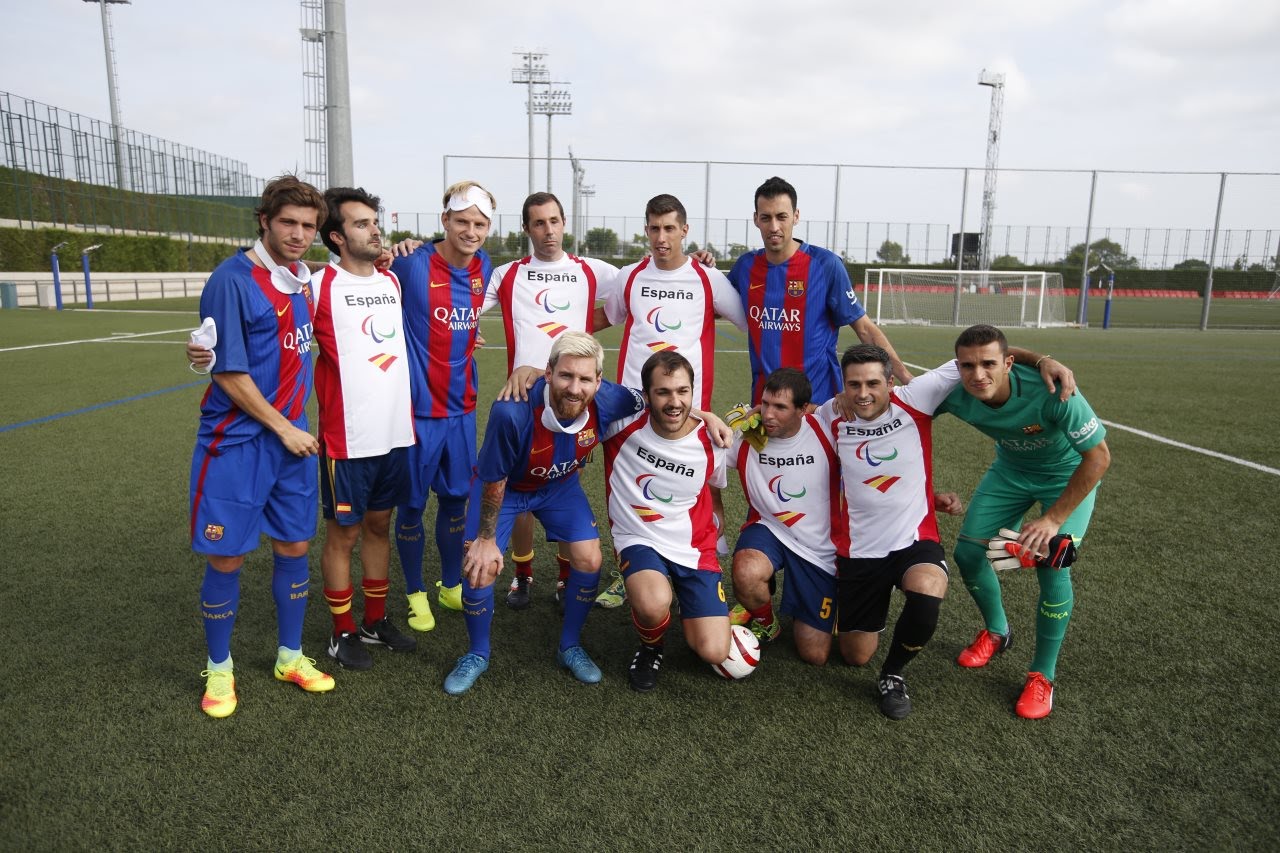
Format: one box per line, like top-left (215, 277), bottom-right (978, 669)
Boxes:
top-left (633, 611), bottom-right (670, 647)
top-left (556, 553), bottom-right (571, 584)
top-left (748, 601), bottom-right (775, 626)
top-left (514, 551), bottom-right (534, 580)
top-left (362, 577), bottom-right (389, 625)
top-left (324, 585), bottom-right (357, 635)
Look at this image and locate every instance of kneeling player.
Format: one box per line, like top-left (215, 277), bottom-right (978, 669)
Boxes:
top-left (820, 345), bottom-right (966, 719)
top-left (603, 351), bottom-right (736, 692)
top-left (448, 332), bottom-right (646, 694)
top-left (727, 368), bottom-right (840, 663)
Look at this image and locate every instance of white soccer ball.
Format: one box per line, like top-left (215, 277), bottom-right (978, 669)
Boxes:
top-left (713, 624), bottom-right (762, 680)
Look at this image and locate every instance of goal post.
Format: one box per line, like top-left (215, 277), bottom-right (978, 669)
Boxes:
top-left (861, 268), bottom-right (1072, 328)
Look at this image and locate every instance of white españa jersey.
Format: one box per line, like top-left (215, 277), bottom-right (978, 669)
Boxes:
top-left (311, 263), bottom-right (414, 459)
top-left (484, 253), bottom-right (619, 373)
top-left (818, 361), bottom-right (960, 558)
top-left (729, 414), bottom-right (840, 571)
top-left (603, 412), bottom-right (728, 571)
top-left (605, 256), bottom-right (748, 410)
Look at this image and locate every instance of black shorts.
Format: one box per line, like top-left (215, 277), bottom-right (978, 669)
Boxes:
top-left (836, 540), bottom-right (948, 633)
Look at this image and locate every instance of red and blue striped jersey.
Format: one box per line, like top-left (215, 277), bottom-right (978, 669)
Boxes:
top-left (728, 242), bottom-right (866, 405)
top-left (392, 240), bottom-right (493, 418)
top-left (477, 378), bottom-right (645, 493)
top-left (196, 250), bottom-right (315, 453)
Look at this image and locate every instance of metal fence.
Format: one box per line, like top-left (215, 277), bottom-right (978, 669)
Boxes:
top-left (432, 155), bottom-right (1280, 273)
top-left (1, 91), bottom-right (264, 198)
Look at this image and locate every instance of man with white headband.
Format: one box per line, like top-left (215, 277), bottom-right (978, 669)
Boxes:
top-left (392, 181), bottom-right (497, 632)
top-left (187, 175), bottom-right (335, 718)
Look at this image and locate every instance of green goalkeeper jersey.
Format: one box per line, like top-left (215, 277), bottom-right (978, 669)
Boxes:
top-left (937, 363), bottom-right (1106, 477)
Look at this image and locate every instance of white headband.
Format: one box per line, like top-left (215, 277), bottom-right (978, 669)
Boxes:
top-left (445, 185), bottom-right (494, 221)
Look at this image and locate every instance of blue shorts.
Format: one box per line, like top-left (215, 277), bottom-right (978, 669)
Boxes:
top-left (321, 445), bottom-right (410, 526)
top-left (465, 476), bottom-right (599, 553)
top-left (619, 544), bottom-right (728, 619)
top-left (836, 539), bottom-right (948, 634)
top-left (405, 413), bottom-right (476, 507)
top-left (189, 432), bottom-right (318, 557)
top-left (735, 523), bottom-right (836, 633)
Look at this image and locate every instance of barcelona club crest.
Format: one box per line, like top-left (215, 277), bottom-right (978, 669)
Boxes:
top-left (1022, 423), bottom-right (1044, 435)
top-left (577, 428), bottom-right (597, 448)
top-left (786, 279), bottom-right (805, 297)
top-left (203, 524), bottom-right (225, 542)
top-left (470, 276), bottom-right (484, 295)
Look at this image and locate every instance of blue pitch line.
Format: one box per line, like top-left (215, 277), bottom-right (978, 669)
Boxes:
top-left (1, 381), bottom-right (206, 434)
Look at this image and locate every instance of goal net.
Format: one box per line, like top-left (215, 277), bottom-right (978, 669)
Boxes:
top-left (862, 269), bottom-right (1072, 328)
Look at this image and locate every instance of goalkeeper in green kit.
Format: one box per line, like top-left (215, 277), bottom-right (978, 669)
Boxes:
top-left (938, 324), bottom-right (1111, 719)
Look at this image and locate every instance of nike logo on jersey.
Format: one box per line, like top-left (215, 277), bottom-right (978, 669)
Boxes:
top-left (532, 444), bottom-right (554, 454)
top-left (430, 280), bottom-right (450, 288)
top-left (749, 282), bottom-right (766, 290)
top-left (276, 305), bottom-right (289, 316)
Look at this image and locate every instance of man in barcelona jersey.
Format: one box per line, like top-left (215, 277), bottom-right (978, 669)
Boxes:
top-left (445, 332), bottom-right (644, 693)
top-left (938, 324), bottom-right (1110, 719)
top-left (188, 175), bottom-right (335, 718)
top-left (602, 351), bottom-right (738, 693)
top-left (391, 181), bottom-right (496, 633)
top-left (729, 176), bottom-right (911, 404)
top-left (726, 368), bottom-right (842, 663)
top-left (310, 187), bottom-right (417, 670)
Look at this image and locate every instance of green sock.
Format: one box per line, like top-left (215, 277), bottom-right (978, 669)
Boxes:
top-left (955, 538), bottom-right (1009, 636)
top-left (1030, 567), bottom-right (1074, 680)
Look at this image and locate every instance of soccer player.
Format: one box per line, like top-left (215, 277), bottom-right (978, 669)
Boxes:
top-left (819, 344), bottom-right (963, 720)
top-left (593, 194), bottom-right (749, 605)
top-left (312, 187), bottom-right (417, 669)
top-left (445, 332), bottom-right (646, 694)
top-left (391, 181), bottom-right (496, 632)
top-left (484, 192), bottom-right (620, 610)
top-left (188, 175), bottom-right (334, 718)
top-left (937, 324), bottom-right (1110, 719)
top-left (726, 368), bottom-right (842, 664)
top-left (728, 176), bottom-right (911, 404)
top-left (602, 351), bottom-right (735, 693)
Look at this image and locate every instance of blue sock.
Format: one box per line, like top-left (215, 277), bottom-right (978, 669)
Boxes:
top-left (201, 564), bottom-right (240, 665)
top-left (461, 575), bottom-right (494, 659)
top-left (559, 568), bottom-right (600, 652)
top-left (395, 507), bottom-right (428, 594)
top-left (271, 552), bottom-right (310, 652)
top-left (437, 497), bottom-right (467, 589)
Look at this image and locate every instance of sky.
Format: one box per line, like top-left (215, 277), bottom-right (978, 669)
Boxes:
top-left (3, 0), bottom-right (1278, 262)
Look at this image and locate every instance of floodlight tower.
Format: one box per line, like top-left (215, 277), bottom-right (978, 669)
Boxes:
top-left (977, 68), bottom-right (1006, 271)
top-left (83, 0), bottom-right (131, 191)
top-left (569, 147), bottom-right (586, 242)
top-left (530, 84), bottom-right (572, 194)
top-left (512, 50), bottom-right (550, 196)
top-left (298, 0), bottom-right (353, 189)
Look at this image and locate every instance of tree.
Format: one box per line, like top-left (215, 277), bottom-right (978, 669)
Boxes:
top-left (1060, 238), bottom-right (1138, 269)
top-left (386, 229), bottom-right (417, 245)
top-left (561, 233), bottom-right (574, 252)
top-left (686, 241), bottom-right (699, 254)
top-left (1171, 259), bottom-right (1210, 271)
top-left (991, 254), bottom-right (1024, 269)
top-left (727, 243), bottom-right (750, 261)
top-left (503, 231), bottom-right (526, 254)
top-left (585, 227), bottom-right (618, 257)
top-left (623, 233), bottom-right (648, 260)
top-left (876, 240), bottom-right (910, 265)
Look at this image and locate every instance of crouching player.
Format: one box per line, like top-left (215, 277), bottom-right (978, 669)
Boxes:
top-left (938, 324), bottom-right (1109, 719)
top-left (447, 332), bottom-right (646, 694)
top-left (821, 345), bottom-right (966, 720)
top-left (727, 368), bottom-right (842, 663)
top-left (603, 351), bottom-right (738, 692)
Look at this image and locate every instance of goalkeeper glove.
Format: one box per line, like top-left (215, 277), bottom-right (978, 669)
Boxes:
top-left (724, 403), bottom-right (768, 452)
top-left (986, 529), bottom-right (1078, 571)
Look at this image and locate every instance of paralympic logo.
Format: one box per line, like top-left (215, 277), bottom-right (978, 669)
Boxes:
top-left (767, 474), bottom-right (807, 503)
top-left (645, 306), bottom-right (683, 333)
top-left (636, 473), bottom-right (673, 503)
top-left (361, 314), bottom-right (397, 344)
top-left (535, 288), bottom-right (571, 313)
top-left (855, 440), bottom-right (898, 467)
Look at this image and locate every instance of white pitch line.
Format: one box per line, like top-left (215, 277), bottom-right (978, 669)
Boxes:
top-left (0, 328), bottom-right (191, 353)
top-left (903, 360), bottom-right (1280, 478)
